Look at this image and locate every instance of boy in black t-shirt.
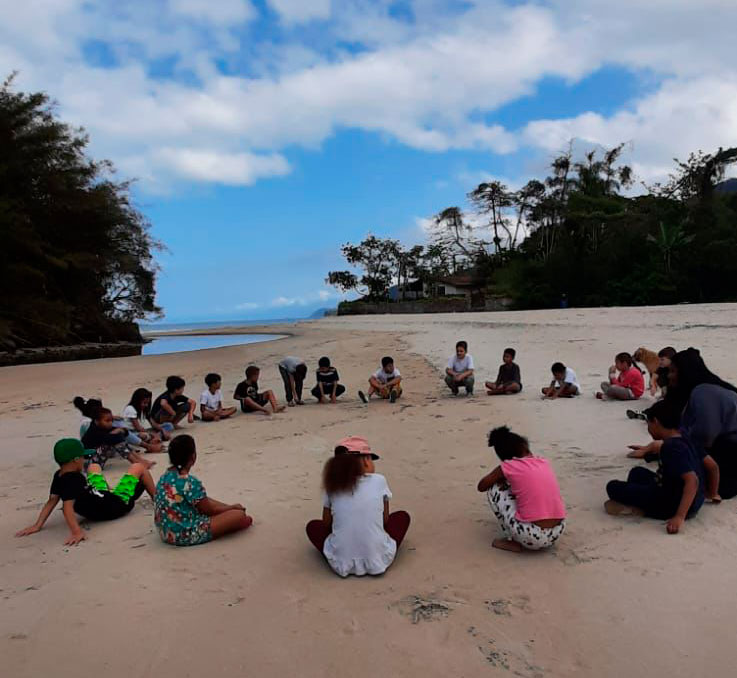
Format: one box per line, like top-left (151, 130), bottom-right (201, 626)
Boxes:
top-left (311, 356), bottom-right (346, 403)
top-left (485, 348), bottom-right (522, 395)
top-left (605, 400), bottom-right (712, 533)
top-left (15, 439), bottom-right (155, 545)
top-left (151, 376), bottom-right (196, 428)
top-left (233, 365), bottom-right (285, 415)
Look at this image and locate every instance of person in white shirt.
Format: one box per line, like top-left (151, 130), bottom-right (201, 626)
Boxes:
top-left (359, 356), bottom-right (403, 403)
top-left (445, 340), bottom-right (475, 396)
top-left (542, 362), bottom-right (581, 398)
top-left (305, 436), bottom-right (411, 577)
top-left (200, 373), bottom-right (237, 422)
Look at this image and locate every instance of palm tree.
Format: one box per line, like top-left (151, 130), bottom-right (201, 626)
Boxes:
top-left (647, 221), bottom-right (695, 274)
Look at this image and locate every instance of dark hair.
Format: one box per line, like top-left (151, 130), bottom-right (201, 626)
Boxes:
top-left (645, 400), bottom-right (681, 430)
top-left (551, 362), bottom-right (565, 374)
top-left (658, 346), bottom-right (677, 359)
top-left (245, 365), bottom-right (259, 379)
top-left (128, 388), bottom-right (152, 421)
top-left (456, 341), bottom-right (468, 351)
top-left (381, 356), bottom-right (394, 368)
top-left (318, 356), bottom-right (331, 368)
top-left (205, 373), bottom-right (221, 387)
top-left (94, 406), bottom-right (113, 421)
top-left (166, 376), bottom-right (185, 392)
top-left (669, 348), bottom-right (737, 411)
top-left (504, 348), bottom-right (516, 359)
top-left (168, 434), bottom-right (196, 471)
top-left (295, 363), bottom-right (308, 379)
top-left (656, 366), bottom-right (670, 388)
top-left (487, 426), bottom-right (529, 460)
top-left (322, 446), bottom-right (365, 495)
top-left (73, 396), bottom-right (103, 419)
top-left (615, 352), bottom-right (633, 367)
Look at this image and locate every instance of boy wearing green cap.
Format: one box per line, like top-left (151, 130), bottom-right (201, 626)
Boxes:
top-left (15, 438), bottom-right (156, 545)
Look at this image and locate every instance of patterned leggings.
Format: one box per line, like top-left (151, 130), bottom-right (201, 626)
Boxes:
top-left (487, 485), bottom-right (565, 550)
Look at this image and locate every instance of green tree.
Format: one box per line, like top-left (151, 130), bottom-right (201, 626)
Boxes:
top-left (327, 235), bottom-right (398, 300)
top-left (0, 75), bottom-right (161, 349)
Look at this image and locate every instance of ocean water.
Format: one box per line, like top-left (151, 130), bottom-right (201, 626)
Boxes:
top-left (139, 318), bottom-right (293, 333)
top-left (141, 333), bottom-right (287, 356)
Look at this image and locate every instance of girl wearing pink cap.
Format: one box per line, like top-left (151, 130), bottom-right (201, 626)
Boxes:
top-left (477, 426), bottom-right (566, 552)
top-left (306, 436), bottom-right (410, 576)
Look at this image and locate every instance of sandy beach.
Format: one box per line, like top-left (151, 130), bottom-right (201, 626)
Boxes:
top-left (3, 304), bottom-right (737, 677)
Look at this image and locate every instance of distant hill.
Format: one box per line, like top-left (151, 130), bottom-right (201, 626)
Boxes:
top-left (715, 178), bottom-right (737, 194)
top-left (308, 307), bottom-right (334, 319)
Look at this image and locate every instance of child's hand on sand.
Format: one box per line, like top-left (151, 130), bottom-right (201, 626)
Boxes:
top-left (15, 525), bottom-right (41, 537)
top-left (666, 516), bottom-right (684, 534)
top-left (64, 531), bottom-right (87, 546)
top-left (627, 445), bottom-right (647, 458)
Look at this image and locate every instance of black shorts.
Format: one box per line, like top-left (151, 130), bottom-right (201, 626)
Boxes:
top-left (74, 481), bottom-right (144, 521)
top-left (240, 394), bottom-right (268, 412)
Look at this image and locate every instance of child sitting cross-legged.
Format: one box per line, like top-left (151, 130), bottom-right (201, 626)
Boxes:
top-left (200, 373), bottom-right (237, 421)
top-left (597, 352), bottom-right (645, 401)
top-left (154, 435), bottom-right (253, 546)
top-left (477, 426), bottom-right (566, 552)
top-left (15, 438), bottom-right (155, 545)
top-left (305, 436), bottom-right (410, 577)
top-left (123, 388), bottom-right (174, 441)
top-left (485, 348), bottom-right (522, 395)
top-left (605, 400), bottom-right (717, 533)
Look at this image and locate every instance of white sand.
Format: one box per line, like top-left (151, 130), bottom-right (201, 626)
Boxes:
top-left (2, 304), bottom-right (737, 677)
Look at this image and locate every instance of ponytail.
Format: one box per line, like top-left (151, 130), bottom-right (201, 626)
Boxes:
top-left (74, 396), bottom-right (103, 419)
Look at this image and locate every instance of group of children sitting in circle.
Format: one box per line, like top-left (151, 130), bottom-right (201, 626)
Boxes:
top-left (15, 343), bottom-right (737, 576)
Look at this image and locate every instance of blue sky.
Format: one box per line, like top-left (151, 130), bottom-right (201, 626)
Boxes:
top-left (2, 1), bottom-right (736, 321)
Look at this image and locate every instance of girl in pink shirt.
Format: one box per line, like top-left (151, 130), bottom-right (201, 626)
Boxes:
top-left (477, 426), bottom-right (566, 553)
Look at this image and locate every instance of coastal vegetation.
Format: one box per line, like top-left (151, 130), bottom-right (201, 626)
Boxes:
top-left (0, 76), bottom-right (161, 351)
top-left (328, 145), bottom-right (737, 311)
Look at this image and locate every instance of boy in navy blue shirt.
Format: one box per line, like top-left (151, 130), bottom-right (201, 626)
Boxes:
top-left (605, 400), bottom-right (709, 533)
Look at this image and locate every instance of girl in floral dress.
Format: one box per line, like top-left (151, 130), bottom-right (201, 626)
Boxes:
top-left (154, 435), bottom-right (253, 546)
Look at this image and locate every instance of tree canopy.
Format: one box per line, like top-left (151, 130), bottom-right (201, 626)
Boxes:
top-left (329, 143), bottom-right (737, 310)
top-left (0, 76), bottom-right (161, 349)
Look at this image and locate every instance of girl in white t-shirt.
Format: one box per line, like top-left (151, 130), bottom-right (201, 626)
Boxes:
top-left (306, 436), bottom-right (410, 577)
top-left (121, 388), bottom-right (173, 452)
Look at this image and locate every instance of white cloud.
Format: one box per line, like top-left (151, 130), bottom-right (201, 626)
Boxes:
top-left (1, 1), bottom-right (736, 189)
top-left (154, 148), bottom-right (291, 185)
top-left (169, 0), bottom-right (256, 26)
top-left (267, 0), bottom-right (331, 25)
top-left (523, 75), bottom-right (737, 186)
top-left (271, 289), bottom-right (341, 307)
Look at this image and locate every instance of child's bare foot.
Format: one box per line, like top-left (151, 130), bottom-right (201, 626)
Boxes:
top-left (275, 405), bottom-right (286, 413)
top-left (604, 500), bottom-right (644, 516)
top-left (595, 392), bottom-right (604, 400)
top-left (492, 538), bottom-right (523, 552)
